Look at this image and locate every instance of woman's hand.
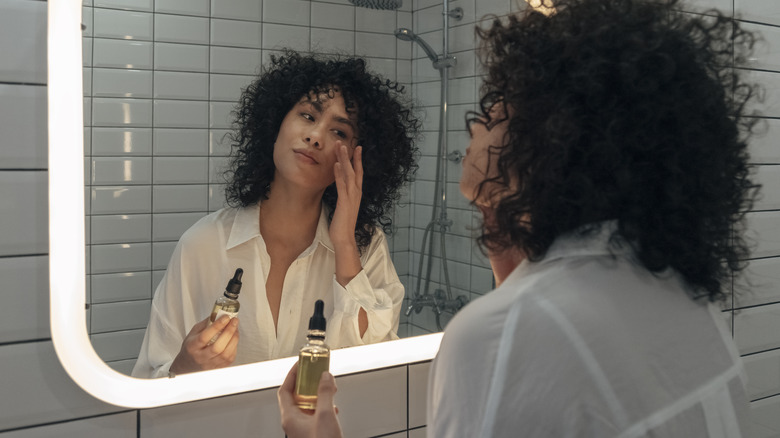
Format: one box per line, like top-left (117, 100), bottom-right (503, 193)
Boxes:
top-left (330, 144), bottom-right (363, 248)
top-left (330, 143), bottom-right (364, 287)
top-left (329, 144), bottom-right (370, 335)
top-left (169, 315), bottom-right (239, 375)
top-left (278, 363), bottom-right (343, 438)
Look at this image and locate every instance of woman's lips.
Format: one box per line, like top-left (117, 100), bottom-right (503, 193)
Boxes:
top-left (294, 149), bottom-right (318, 164)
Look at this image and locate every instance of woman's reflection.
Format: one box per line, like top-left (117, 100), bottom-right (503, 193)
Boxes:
top-left (131, 50), bottom-right (420, 378)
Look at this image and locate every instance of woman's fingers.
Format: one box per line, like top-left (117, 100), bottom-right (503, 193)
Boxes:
top-left (278, 363), bottom-right (306, 434)
top-left (338, 143), bottom-right (357, 182)
top-left (334, 161), bottom-right (346, 194)
top-left (208, 317), bottom-right (238, 352)
top-left (198, 314), bottom-right (232, 345)
top-left (190, 317), bottom-right (210, 333)
top-left (333, 144), bottom-right (362, 203)
top-left (172, 316), bottom-right (239, 374)
top-left (353, 146), bottom-right (363, 189)
top-left (314, 372), bottom-right (343, 438)
top-left (333, 142), bottom-right (348, 192)
top-left (278, 362), bottom-right (299, 406)
top-left (212, 318), bottom-right (239, 366)
top-left (315, 371), bottom-right (338, 413)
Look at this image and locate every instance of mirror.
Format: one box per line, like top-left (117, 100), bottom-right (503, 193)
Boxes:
top-left (51, 0), bottom-right (489, 407)
top-left (79, 0), bottom-right (494, 376)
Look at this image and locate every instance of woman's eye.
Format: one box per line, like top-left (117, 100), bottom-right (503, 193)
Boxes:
top-left (301, 112), bottom-right (314, 121)
top-left (333, 130), bottom-right (347, 139)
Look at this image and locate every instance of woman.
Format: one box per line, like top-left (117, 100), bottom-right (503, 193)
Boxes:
top-left (278, 0), bottom-right (761, 436)
top-left (132, 51), bottom-right (420, 378)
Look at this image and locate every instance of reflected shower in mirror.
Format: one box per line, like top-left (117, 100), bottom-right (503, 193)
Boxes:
top-left (82, 0), bottom-right (493, 378)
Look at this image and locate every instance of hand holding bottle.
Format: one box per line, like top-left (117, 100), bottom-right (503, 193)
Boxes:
top-left (169, 315), bottom-right (240, 375)
top-left (278, 363), bottom-right (343, 438)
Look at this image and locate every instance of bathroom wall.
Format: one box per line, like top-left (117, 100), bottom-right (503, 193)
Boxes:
top-left (2, 0), bottom-right (780, 437)
top-left (731, 0), bottom-right (780, 430)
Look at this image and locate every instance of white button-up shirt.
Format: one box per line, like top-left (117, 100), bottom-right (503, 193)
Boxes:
top-left (132, 204), bottom-right (404, 378)
top-left (428, 223), bottom-right (749, 437)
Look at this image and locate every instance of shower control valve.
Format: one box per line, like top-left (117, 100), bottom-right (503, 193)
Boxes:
top-left (436, 217), bottom-right (453, 232)
top-left (405, 292), bottom-right (436, 316)
top-left (446, 150), bottom-right (463, 163)
top-left (445, 7), bottom-right (464, 20)
top-left (434, 291), bottom-right (469, 313)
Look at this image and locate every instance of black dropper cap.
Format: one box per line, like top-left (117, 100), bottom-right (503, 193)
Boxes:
top-left (224, 268), bottom-right (243, 298)
top-left (308, 299), bottom-right (326, 331)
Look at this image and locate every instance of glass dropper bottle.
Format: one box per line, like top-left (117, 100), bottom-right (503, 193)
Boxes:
top-left (295, 300), bottom-right (330, 410)
top-left (210, 268), bottom-right (243, 323)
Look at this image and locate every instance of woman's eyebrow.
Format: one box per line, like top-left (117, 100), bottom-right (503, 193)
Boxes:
top-left (333, 116), bottom-right (356, 132)
top-left (299, 99), bottom-right (322, 113)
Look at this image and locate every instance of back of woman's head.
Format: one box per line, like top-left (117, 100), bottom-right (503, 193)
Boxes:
top-left (475, 0), bottom-right (761, 301)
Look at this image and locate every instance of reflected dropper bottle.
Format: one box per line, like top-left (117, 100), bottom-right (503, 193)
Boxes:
top-left (210, 268), bottom-right (243, 323)
top-left (207, 268), bottom-right (243, 345)
top-left (295, 300), bottom-right (330, 410)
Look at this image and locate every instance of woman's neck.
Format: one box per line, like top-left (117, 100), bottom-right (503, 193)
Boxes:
top-left (488, 247), bottom-right (525, 287)
top-left (478, 204), bottom-right (526, 287)
top-left (259, 182), bottom-right (324, 246)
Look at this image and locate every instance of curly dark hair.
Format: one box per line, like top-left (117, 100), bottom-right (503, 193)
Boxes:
top-left (225, 50), bottom-right (420, 250)
top-left (472, 0), bottom-right (761, 301)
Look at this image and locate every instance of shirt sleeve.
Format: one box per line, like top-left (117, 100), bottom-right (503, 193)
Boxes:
top-left (327, 230), bottom-right (404, 348)
top-left (131, 226), bottom-right (210, 379)
top-left (131, 296), bottom-right (179, 379)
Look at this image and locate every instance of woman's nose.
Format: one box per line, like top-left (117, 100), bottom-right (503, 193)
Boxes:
top-left (304, 127), bottom-right (324, 149)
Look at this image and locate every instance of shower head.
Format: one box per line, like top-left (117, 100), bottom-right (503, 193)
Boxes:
top-left (349, 0), bottom-right (402, 10)
top-left (393, 27), bottom-right (415, 42)
top-left (394, 28), bottom-right (439, 63)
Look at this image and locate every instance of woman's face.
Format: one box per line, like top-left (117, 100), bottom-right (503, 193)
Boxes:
top-left (460, 104), bottom-right (509, 206)
top-left (272, 90), bottom-right (359, 193)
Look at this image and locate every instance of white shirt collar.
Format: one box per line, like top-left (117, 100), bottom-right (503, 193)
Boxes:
top-left (225, 203), bottom-right (335, 253)
top-left (519, 221), bottom-right (634, 271)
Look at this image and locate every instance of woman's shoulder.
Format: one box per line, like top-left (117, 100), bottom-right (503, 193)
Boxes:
top-left (360, 225), bottom-right (391, 254)
top-left (369, 226), bottom-right (389, 243)
top-left (178, 206), bottom-right (242, 250)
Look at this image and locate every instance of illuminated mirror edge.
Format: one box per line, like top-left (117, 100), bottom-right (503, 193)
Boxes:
top-left (47, 0), bottom-right (442, 409)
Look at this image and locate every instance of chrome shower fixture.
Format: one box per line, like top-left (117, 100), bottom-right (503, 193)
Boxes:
top-left (394, 28), bottom-right (457, 70)
top-left (349, 0), bottom-right (402, 10)
top-left (394, 28), bottom-right (438, 63)
top-left (446, 7), bottom-right (464, 20)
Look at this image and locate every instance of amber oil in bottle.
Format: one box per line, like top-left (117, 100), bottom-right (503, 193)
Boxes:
top-left (208, 268), bottom-right (243, 343)
top-left (295, 300), bottom-right (330, 410)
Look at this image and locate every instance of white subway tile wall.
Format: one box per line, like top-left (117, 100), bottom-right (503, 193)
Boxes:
top-left (0, 1), bottom-right (47, 84)
top-left (155, 0), bottom-right (209, 16)
top-left (2, 0), bottom-right (780, 436)
top-left (0, 172), bottom-right (49, 256)
top-left (0, 85), bottom-right (47, 168)
top-left (0, 256), bottom-right (49, 344)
